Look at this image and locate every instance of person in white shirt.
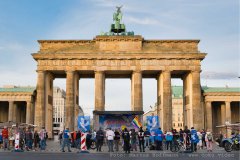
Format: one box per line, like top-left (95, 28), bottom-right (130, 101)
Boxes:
top-left (106, 128), bottom-right (115, 152)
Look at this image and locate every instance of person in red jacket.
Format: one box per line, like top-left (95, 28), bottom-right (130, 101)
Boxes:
top-left (2, 126), bottom-right (9, 150)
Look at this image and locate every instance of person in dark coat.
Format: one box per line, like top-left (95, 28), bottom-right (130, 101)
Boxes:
top-left (138, 127), bottom-right (145, 152)
top-left (122, 128), bottom-right (130, 154)
top-left (96, 128), bottom-right (104, 152)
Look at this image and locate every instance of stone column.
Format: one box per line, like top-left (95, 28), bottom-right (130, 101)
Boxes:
top-left (225, 101), bottom-right (231, 123)
top-left (66, 71), bottom-right (75, 131)
top-left (12, 103), bottom-right (17, 122)
top-left (191, 70), bottom-right (203, 130)
top-left (225, 101), bottom-right (231, 137)
top-left (95, 71), bottom-right (105, 111)
top-left (205, 101), bottom-right (212, 131)
top-left (26, 101), bottom-right (32, 124)
top-left (158, 71), bottom-right (172, 131)
top-left (221, 103), bottom-right (226, 126)
top-left (131, 71), bottom-right (143, 111)
top-left (74, 73), bottom-right (80, 131)
top-left (35, 71), bottom-right (46, 128)
top-left (8, 101), bottom-right (14, 122)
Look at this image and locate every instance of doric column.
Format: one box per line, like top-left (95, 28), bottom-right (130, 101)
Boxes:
top-left (225, 101), bottom-right (231, 123)
top-left (131, 71), bottom-right (143, 111)
top-left (35, 70), bottom-right (46, 128)
top-left (74, 73), bottom-right (80, 131)
top-left (8, 101), bottom-right (14, 121)
top-left (26, 101), bottom-right (32, 124)
top-left (95, 71), bottom-right (105, 111)
top-left (158, 70), bottom-right (172, 131)
top-left (12, 103), bottom-right (17, 122)
top-left (221, 103), bottom-right (226, 126)
top-left (191, 70), bottom-right (203, 130)
top-left (66, 71), bottom-right (75, 131)
top-left (205, 101), bottom-right (212, 131)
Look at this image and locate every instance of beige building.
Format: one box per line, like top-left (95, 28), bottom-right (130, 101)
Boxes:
top-left (53, 87), bottom-right (66, 135)
top-left (0, 85), bottom-right (36, 124)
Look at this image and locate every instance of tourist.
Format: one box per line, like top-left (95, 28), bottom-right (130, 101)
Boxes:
top-left (183, 126), bottom-right (191, 149)
top-left (179, 129), bottom-right (184, 142)
top-left (144, 128), bottom-right (150, 148)
top-left (58, 131), bottom-right (63, 145)
top-left (33, 130), bottom-right (40, 151)
top-left (96, 127), bottom-right (104, 152)
top-left (201, 129), bottom-right (206, 148)
top-left (106, 128), bottom-right (115, 152)
top-left (39, 127), bottom-right (47, 150)
top-left (138, 127), bottom-right (145, 152)
top-left (61, 127), bottom-right (71, 152)
top-left (76, 130), bottom-right (81, 149)
top-left (165, 129), bottom-right (173, 150)
top-left (9, 127), bottom-right (15, 149)
top-left (19, 127), bottom-right (25, 150)
top-left (86, 130), bottom-right (92, 150)
top-left (114, 129), bottom-right (120, 152)
top-left (2, 126), bottom-right (9, 150)
top-left (197, 130), bottom-right (203, 150)
top-left (25, 127), bottom-right (33, 151)
top-left (0, 130), bottom-right (2, 149)
top-left (205, 130), bottom-right (213, 152)
top-left (130, 129), bottom-right (137, 151)
top-left (190, 127), bottom-right (199, 152)
top-left (155, 127), bottom-right (163, 150)
top-left (122, 128), bottom-right (130, 153)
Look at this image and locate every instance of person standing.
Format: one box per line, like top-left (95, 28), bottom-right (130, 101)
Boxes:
top-left (165, 130), bottom-right (173, 150)
top-left (96, 128), bottom-right (104, 152)
top-left (2, 126), bottom-right (9, 150)
top-left (155, 128), bottom-right (163, 150)
top-left (76, 130), bottom-right (81, 149)
top-left (39, 127), bottom-right (47, 150)
top-left (25, 127), bottom-right (33, 151)
top-left (144, 128), bottom-right (150, 148)
top-left (197, 130), bottom-right (203, 150)
top-left (58, 131), bottom-right (63, 146)
top-left (201, 129), bottom-right (206, 148)
top-left (61, 128), bottom-right (71, 152)
top-left (138, 127), bottom-right (145, 152)
top-left (33, 130), bottom-right (40, 151)
top-left (130, 129), bottom-right (137, 151)
top-left (190, 127), bottom-right (199, 152)
top-left (122, 128), bottom-right (130, 154)
top-left (114, 129), bottom-right (120, 152)
top-left (106, 128), bottom-right (115, 152)
top-left (205, 130), bottom-right (213, 152)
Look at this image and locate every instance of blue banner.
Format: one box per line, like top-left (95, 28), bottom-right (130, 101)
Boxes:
top-left (77, 116), bottom-right (90, 132)
top-left (146, 116), bottom-right (159, 133)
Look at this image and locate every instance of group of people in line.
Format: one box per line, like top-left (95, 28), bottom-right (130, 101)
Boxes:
top-left (92, 126), bottom-right (215, 153)
top-left (2, 124), bottom-right (235, 153)
top-left (0, 125), bottom-right (48, 151)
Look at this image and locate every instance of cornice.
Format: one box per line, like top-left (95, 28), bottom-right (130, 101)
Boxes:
top-left (32, 53), bottom-right (206, 61)
top-left (203, 92), bottom-right (240, 96)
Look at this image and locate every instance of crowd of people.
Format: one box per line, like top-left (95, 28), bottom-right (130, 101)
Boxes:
top-left (0, 125), bottom-right (48, 151)
top-left (1, 124), bottom-right (238, 153)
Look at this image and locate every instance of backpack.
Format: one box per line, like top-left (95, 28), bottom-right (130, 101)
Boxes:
top-left (207, 133), bottom-right (213, 141)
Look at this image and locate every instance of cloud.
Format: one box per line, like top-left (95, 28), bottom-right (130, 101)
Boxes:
top-left (125, 16), bottom-right (160, 25)
top-left (201, 71), bottom-right (239, 79)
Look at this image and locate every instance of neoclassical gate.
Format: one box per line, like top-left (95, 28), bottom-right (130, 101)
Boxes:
top-left (32, 35), bottom-right (206, 135)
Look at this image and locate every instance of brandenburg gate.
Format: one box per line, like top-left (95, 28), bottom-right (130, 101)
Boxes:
top-left (32, 35), bottom-right (206, 133)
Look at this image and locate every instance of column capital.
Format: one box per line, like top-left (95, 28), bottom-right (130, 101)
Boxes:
top-left (162, 70), bottom-right (172, 74)
top-left (132, 70), bottom-right (142, 74)
top-left (191, 70), bottom-right (201, 73)
top-left (94, 70), bottom-right (105, 74)
top-left (36, 70), bottom-right (45, 74)
top-left (66, 70), bottom-right (75, 74)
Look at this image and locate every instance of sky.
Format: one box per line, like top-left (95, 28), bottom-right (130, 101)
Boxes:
top-left (0, 0), bottom-right (239, 116)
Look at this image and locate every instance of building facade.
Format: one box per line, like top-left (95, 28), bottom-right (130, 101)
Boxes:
top-left (53, 87), bottom-right (66, 135)
top-left (143, 86), bottom-right (240, 135)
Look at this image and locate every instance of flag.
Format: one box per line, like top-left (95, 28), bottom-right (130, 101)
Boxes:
top-left (132, 116), bottom-right (142, 128)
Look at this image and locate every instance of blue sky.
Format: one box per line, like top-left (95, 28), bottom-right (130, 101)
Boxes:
top-left (0, 0), bottom-right (239, 116)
